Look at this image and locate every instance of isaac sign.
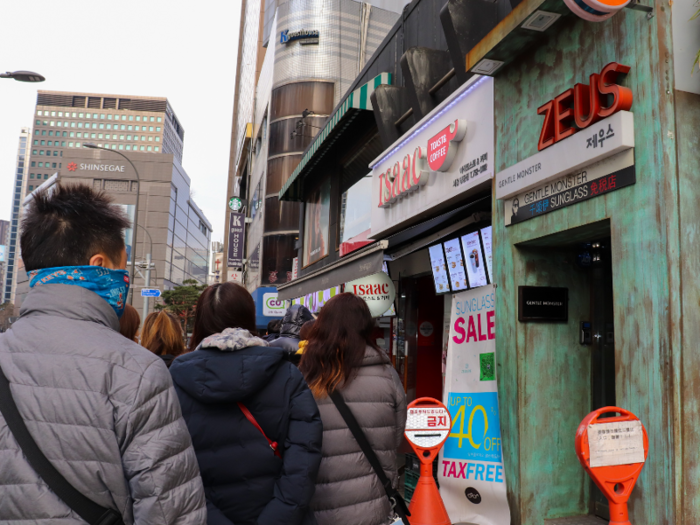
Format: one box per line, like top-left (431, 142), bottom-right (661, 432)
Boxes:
top-left (370, 76), bottom-right (494, 239)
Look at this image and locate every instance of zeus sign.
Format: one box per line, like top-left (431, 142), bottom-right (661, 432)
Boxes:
top-left (370, 76), bottom-right (494, 239)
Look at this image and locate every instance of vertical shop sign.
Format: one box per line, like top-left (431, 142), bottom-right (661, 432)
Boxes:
top-left (439, 285), bottom-right (510, 525)
top-left (227, 212), bottom-right (245, 268)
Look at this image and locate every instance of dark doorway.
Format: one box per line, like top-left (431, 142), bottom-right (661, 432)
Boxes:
top-left (588, 237), bottom-right (616, 519)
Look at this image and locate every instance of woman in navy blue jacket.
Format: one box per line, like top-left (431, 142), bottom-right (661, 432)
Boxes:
top-left (170, 282), bottom-right (323, 525)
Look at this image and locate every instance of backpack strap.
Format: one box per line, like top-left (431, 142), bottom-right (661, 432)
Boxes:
top-left (329, 390), bottom-right (411, 525)
top-left (237, 402), bottom-right (282, 458)
top-left (0, 364), bottom-right (123, 525)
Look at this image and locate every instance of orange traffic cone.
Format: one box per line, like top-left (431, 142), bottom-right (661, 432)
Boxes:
top-left (408, 458), bottom-right (451, 525)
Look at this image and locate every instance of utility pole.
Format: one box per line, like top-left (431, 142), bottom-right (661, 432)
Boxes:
top-left (142, 252), bottom-right (152, 320)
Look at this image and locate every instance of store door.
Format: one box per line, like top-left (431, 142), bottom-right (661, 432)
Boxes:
top-left (589, 238), bottom-right (616, 520)
top-left (399, 275), bottom-right (445, 403)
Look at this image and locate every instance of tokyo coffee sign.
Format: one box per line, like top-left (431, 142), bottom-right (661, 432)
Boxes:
top-left (370, 76), bottom-right (494, 239)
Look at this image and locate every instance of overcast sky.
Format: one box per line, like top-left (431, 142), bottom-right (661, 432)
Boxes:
top-left (0, 0), bottom-right (241, 246)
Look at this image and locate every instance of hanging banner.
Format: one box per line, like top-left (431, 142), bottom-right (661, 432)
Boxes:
top-left (439, 285), bottom-right (510, 525)
top-left (227, 212), bottom-right (246, 268)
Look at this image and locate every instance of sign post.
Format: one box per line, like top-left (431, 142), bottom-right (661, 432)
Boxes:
top-left (227, 212), bottom-right (245, 269)
top-left (404, 398), bottom-right (452, 525)
top-left (140, 289), bottom-right (161, 298)
top-left (575, 407), bottom-right (648, 525)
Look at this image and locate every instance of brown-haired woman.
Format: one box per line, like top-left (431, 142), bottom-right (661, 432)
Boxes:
top-left (170, 282), bottom-right (323, 525)
top-left (299, 293), bottom-right (407, 525)
top-left (118, 303), bottom-right (141, 342)
top-left (141, 310), bottom-right (186, 368)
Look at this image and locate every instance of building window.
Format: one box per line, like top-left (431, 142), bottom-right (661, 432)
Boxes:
top-left (71, 122), bottom-right (76, 128)
top-left (44, 174), bottom-right (49, 180)
top-left (150, 117), bottom-right (155, 122)
top-left (127, 135), bottom-right (132, 140)
top-left (148, 136), bottom-right (153, 142)
top-left (98, 134), bottom-right (103, 139)
top-left (69, 142), bottom-right (74, 147)
top-left (35, 130), bottom-right (39, 135)
top-left (40, 140), bottom-right (45, 145)
top-left (126, 145), bottom-right (131, 150)
top-left (149, 126), bottom-right (154, 132)
top-left (79, 113), bottom-right (84, 118)
top-left (35, 120), bottom-right (40, 125)
top-left (51, 111), bottom-right (56, 117)
top-left (120, 135), bottom-right (125, 140)
top-left (91, 133), bottom-right (96, 138)
top-left (128, 116), bottom-right (133, 121)
top-left (78, 123), bottom-right (83, 128)
top-left (53, 151), bottom-right (58, 156)
top-left (33, 140), bottom-right (38, 145)
top-left (61, 141), bottom-right (65, 146)
top-left (30, 173), bottom-right (34, 179)
top-left (147, 146), bottom-right (152, 151)
top-left (155, 137), bottom-right (160, 142)
top-left (106, 124), bottom-right (112, 130)
top-left (48, 131), bottom-right (54, 136)
top-left (155, 147), bottom-right (159, 152)
top-left (58, 112), bottom-right (63, 117)
top-left (39, 150), bottom-right (44, 155)
top-left (127, 125), bottom-right (132, 131)
top-left (121, 115), bottom-right (127, 120)
top-left (100, 114), bottom-right (105, 119)
top-left (119, 145), bottom-right (124, 150)
top-left (140, 146), bottom-right (145, 151)
top-left (111, 145), bottom-right (116, 149)
top-left (92, 123), bottom-right (97, 129)
top-left (71, 112), bottom-right (77, 117)
top-left (108, 114), bottom-right (113, 120)
top-left (77, 132), bottom-right (82, 138)
top-left (37, 111), bottom-right (42, 116)
top-left (31, 161), bottom-right (35, 167)
top-left (121, 125), bottom-right (126, 130)
top-left (41, 130), bottom-right (46, 136)
top-left (99, 124), bottom-right (104, 129)
top-left (38, 162), bottom-right (43, 167)
top-left (156, 127), bottom-right (161, 132)
top-left (157, 117), bottom-right (162, 122)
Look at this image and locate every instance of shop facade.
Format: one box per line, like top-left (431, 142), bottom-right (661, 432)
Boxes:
top-left (278, 0), bottom-right (699, 522)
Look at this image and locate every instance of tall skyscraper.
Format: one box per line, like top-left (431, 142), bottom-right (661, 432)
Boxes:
top-left (3, 128), bottom-right (30, 305)
top-left (26, 91), bottom-right (185, 193)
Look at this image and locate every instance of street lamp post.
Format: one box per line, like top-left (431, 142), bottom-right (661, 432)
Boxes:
top-left (0, 71), bottom-right (45, 83)
top-left (83, 143), bottom-right (140, 304)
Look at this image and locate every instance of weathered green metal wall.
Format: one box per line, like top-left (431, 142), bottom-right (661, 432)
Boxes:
top-left (492, 4), bottom-right (681, 524)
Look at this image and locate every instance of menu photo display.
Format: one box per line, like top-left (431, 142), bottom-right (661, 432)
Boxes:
top-left (443, 238), bottom-right (468, 291)
top-left (480, 226), bottom-right (493, 284)
top-left (461, 231), bottom-right (488, 288)
top-left (428, 244), bottom-right (451, 294)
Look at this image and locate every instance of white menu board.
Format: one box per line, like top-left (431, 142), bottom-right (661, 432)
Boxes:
top-left (461, 232), bottom-right (488, 288)
top-left (428, 244), bottom-right (451, 294)
top-left (443, 238), bottom-right (468, 291)
top-left (480, 226), bottom-right (493, 283)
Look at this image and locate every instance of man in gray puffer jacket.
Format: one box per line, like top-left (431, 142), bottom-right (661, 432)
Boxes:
top-left (0, 184), bottom-right (206, 524)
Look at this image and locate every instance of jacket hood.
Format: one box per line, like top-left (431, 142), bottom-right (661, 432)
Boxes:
top-left (170, 328), bottom-right (287, 404)
top-left (279, 305), bottom-right (314, 338)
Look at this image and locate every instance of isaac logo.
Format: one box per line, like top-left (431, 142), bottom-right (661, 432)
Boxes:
top-left (67, 162), bottom-right (78, 172)
top-left (428, 119), bottom-right (467, 172)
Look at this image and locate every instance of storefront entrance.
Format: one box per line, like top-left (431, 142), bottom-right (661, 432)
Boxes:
top-left (588, 237), bottom-right (616, 520)
top-left (396, 275), bottom-right (445, 403)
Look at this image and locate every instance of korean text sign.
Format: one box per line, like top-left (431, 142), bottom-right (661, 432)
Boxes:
top-left (439, 285), bottom-right (510, 525)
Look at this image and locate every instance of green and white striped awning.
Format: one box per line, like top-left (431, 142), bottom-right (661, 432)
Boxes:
top-left (279, 72), bottom-right (391, 201)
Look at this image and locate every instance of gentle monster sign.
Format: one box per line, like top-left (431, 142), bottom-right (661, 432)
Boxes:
top-left (370, 76), bottom-right (494, 239)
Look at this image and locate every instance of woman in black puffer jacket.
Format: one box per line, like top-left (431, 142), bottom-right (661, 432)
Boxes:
top-left (170, 282), bottom-right (323, 525)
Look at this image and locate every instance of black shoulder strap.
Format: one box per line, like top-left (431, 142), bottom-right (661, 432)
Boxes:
top-left (329, 390), bottom-right (411, 524)
top-left (0, 365), bottom-right (123, 525)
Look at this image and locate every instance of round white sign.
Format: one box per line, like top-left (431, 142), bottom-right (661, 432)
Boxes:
top-left (419, 321), bottom-right (434, 337)
top-left (346, 271), bottom-right (396, 318)
top-left (405, 405), bottom-right (451, 449)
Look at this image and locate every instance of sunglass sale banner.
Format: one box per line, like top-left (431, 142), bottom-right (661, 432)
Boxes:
top-left (439, 285), bottom-right (510, 525)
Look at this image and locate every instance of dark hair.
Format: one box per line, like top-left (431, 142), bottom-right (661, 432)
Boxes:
top-left (141, 310), bottom-right (186, 357)
top-left (299, 320), bottom-right (315, 341)
top-left (299, 293), bottom-right (377, 397)
top-left (20, 183), bottom-right (130, 271)
top-left (189, 282), bottom-right (257, 351)
top-left (267, 318), bottom-right (282, 335)
top-left (119, 304), bottom-right (141, 342)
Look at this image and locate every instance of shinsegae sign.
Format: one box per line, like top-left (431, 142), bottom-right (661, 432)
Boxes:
top-left (370, 76), bottom-right (494, 239)
top-left (77, 163), bottom-right (126, 172)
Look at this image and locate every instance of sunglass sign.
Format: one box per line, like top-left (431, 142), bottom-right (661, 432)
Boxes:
top-left (370, 76), bottom-right (494, 239)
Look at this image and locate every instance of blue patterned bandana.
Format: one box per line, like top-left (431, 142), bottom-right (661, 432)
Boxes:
top-left (28, 266), bottom-right (130, 318)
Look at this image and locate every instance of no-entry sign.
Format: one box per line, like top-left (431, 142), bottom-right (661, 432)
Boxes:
top-left (406, 405), bottom-right (451, 449)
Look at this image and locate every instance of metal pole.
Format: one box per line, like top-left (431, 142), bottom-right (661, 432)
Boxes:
top-left (83, 145), bottom-right (141, 304)
top-left (142, 252), bottom-right (152, 320)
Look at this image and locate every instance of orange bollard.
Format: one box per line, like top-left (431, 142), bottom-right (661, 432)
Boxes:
top-left (404, 398), bottom-right (452, 525)
top-left (574, 407), bottom-right (649, 525)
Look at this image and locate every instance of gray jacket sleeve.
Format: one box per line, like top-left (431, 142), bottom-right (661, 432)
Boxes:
top-left (120, 360), bottom-right (207, 525)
